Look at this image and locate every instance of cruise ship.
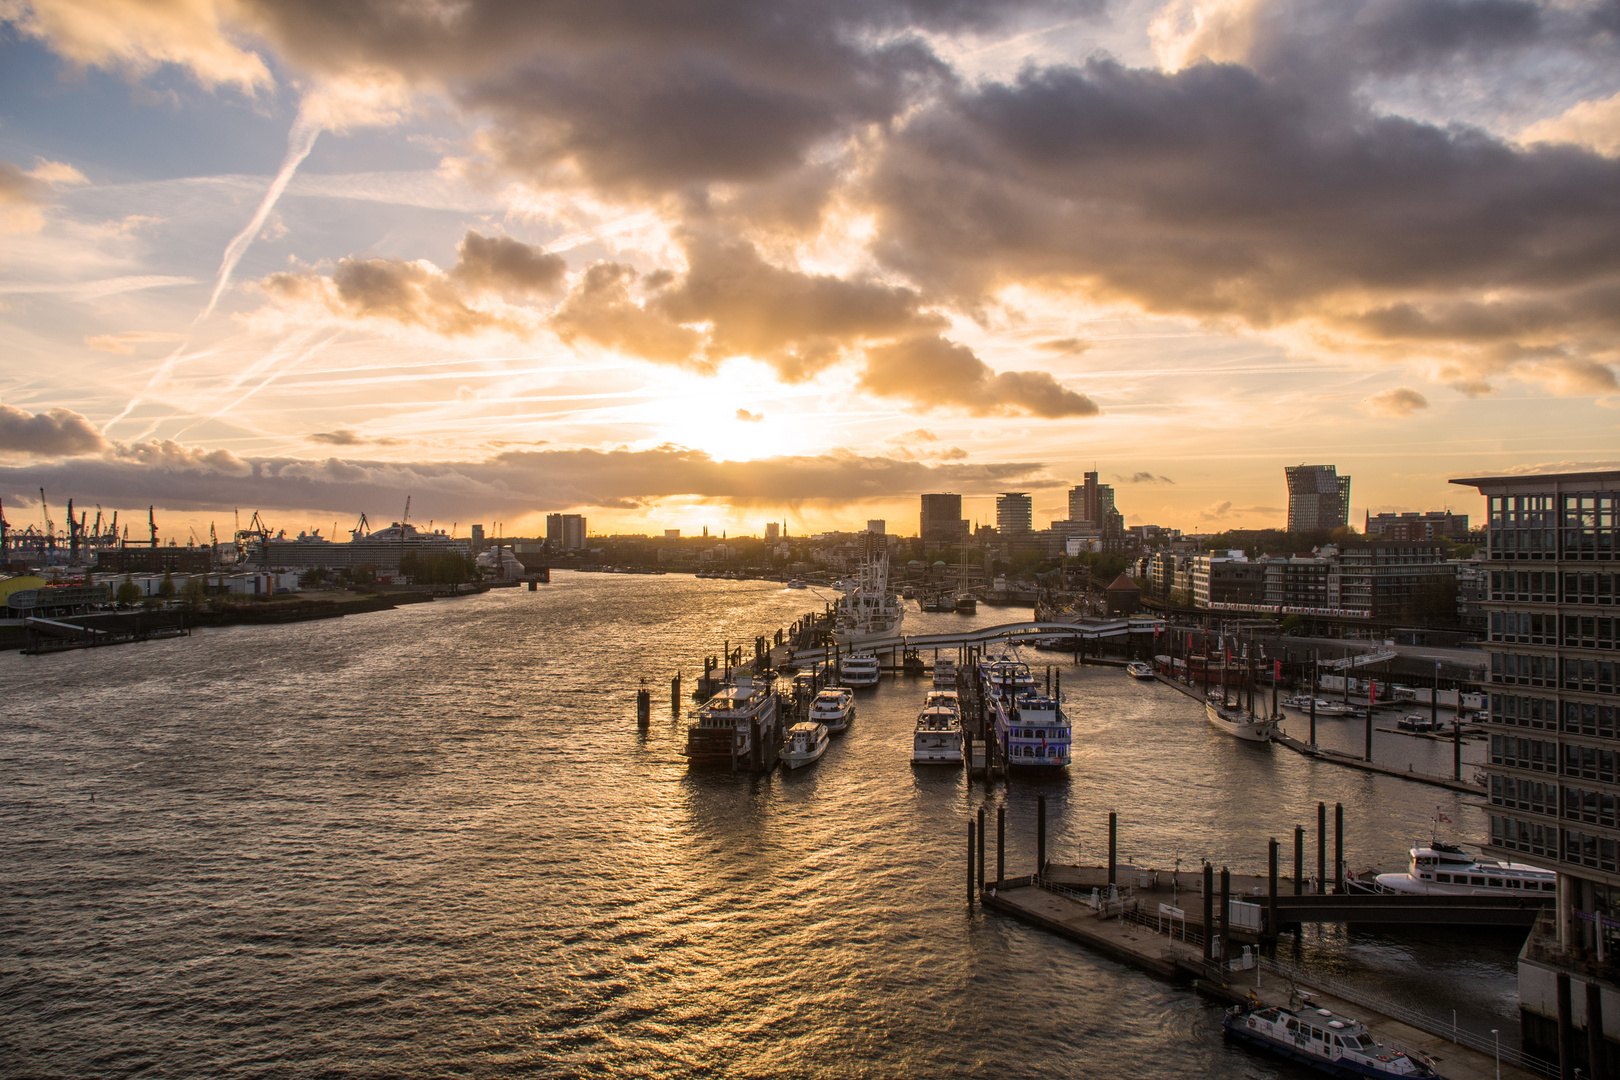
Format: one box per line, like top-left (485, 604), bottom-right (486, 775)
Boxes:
top-left (254, 521), bottom-right (471, 572)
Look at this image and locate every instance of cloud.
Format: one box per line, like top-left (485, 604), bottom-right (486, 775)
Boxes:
top-left (551, 262), bottom-right (708, 369)
top-left (860, 335), bottom-right (1100, 418)
top-left (0, 157), bottom-right (88, 233)
top-left (1521, 91), bottom-right (1620, 157)
top-left (1364, 386), bottom-right (1430, 415)
top-left (1037, 337), bottom-right (1091, 355)
top-left (84, 331), bottom-right (186, 354)
top-left (735, 409), bottom-right (763, 422)
top-left (0, 403), bottom-right (109, 457)
top-left (0, 441), bottom-right (1060, 521)
top-left (2, 0), bottom-right (273, 92)
top-left (261, 230), bottom-right (562, 336)
top-left (1118, 471), bottom-right (1174, 484)
top-left (1201, 499), bottom-right (1234, 519)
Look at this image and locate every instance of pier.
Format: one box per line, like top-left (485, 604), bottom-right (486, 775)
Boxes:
top-left (974, 803), bottom-right (1555, 1079)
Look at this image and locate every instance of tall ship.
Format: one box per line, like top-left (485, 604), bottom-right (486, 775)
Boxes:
top-left (833, 538), bottom-right (904, 644)
top-left (683, 675), bottom-right (780, 767)
top-left (1205, 698), bottom-right (1277, 742)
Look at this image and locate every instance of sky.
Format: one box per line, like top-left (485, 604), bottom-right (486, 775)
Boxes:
top-left (1, 0), bottom-right (1618, 544)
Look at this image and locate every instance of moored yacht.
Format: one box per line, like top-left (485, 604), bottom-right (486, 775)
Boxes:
top-left (780, 721), bottom-right (830, 769)
top-left (1283, 694), bottom-right (1355, 717)
top-left (839, 653), bottom-right (881, 687)
top-left (808, 687), bottom-right (856, 732)
top-left (1224, 1001), bottom-right (1439, 1077)
top-left (1206, 698), bottom-right (1276, 742)
top-left (1126, 661), bottom-right (1154, 680)
top-left (1373, 840), bottom-right (1555, 896)
top-left (933, 657), bottom-right (957, 688)
top-left (683, 675), bottom-right (780, 765)
top-left (912, 705), bottom-right (964, 765)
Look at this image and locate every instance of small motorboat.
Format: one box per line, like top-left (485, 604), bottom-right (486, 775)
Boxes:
top-left (1125, 661), bottom-right (1154, 680)
top-left (780, 721), bottom-right (830, 769)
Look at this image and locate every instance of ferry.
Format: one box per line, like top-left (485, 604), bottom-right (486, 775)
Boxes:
top-left (981, 655), bottom-right (1037, 704)
top-left (1373, 840), bottom-right (1555, 896)
top-left (1224, 1001), bottom-right (1440, 1077)
top-left (933, 658), bottom-right (956, 688)
top-left (912, 705), bottom-right (964, 765)
top-left (996, 692), bottom-right (1071, 768)
top-left (683, 675), bottom-right (779, 764)
top-left (780, 721), bottom-right (830, 769)
top-left (1206, 699), bottom-right (1276, 743)
top-left (954, 592), bottom-right (976, 614)
top-left (1126, 661), bottom-right (1154, 680)
top-left (839, 653), bottom-right (881, 687)
top-left (808, 687), bottom-right (856, 733)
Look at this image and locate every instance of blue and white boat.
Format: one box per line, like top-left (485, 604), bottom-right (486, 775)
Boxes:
top-left (1224, 1001), bottom-right (1439, 1077)
top-left (994, 691), bottom-right (1071, 769)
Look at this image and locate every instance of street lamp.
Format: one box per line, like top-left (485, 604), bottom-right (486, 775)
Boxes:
top-left (1491, 1029), bottom-right (1499, 1080)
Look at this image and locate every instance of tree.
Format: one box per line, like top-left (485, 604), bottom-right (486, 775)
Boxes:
top-left (116, 576), bottom-right (141, 607)
top-left (158, 570), bottom-right (176, 600)
top-left (1279, 613), bottom-right (1304, 635)
top-left (180, 575), bottom-right (208, 610)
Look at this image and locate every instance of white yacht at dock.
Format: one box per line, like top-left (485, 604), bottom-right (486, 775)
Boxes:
top-left (912, 704), bottom-right (964, 765)
top-left (1371, 840), bottom-right (1555, 896)
top-left (808, 687), bottom-right (856, 732)
top-left (780, 722), bottom-right (830, 769)
top-left (839, 653), bottom-right (881, 687)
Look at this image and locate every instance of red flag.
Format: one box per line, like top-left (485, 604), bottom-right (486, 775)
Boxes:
top-left (1274, 659), bottom-right (1283, 680)
top-left (1369, 680), bottom-right (1377, 705)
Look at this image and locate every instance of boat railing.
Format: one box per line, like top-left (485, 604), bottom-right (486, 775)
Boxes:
top-left (1033, 874), bottom-right (1138, 918)
top-left (1255, 956), bottom-right (1557, 1078)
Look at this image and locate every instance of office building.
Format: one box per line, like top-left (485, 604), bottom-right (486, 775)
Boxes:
top-left (867, 520), bottom-right (885, 535)
top-left (764, 523), bottom-right (779, 543)
top-left (1286, 465), bottom-right (1351, 532)
top-left (1451, 470), bottom-right (1619, 1066)
top-left (996, 493), bottom-right (1033, 536)
top-left (919, 493), bottom-right (967, 548)
top-left (546, 513), bottom-right (588, 551)
top-left (1070, 472), bottom-right (1127, 552)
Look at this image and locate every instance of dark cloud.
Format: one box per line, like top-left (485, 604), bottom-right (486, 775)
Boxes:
top-left (0, 404), bottom-right (109, 457)
top-left (1117, 471), bottom-right (1174, 484)
top-left (859, 335), bottom-right (1099, 417)
top-left (869, 54), bottom-right (1620, 389)
top-left (310, 429), bottom-right (402, 447)
top-left (0, 442), bottom-right (1057, 522)
top-left (1365, 386), bottom-right (1431, 415)
top-left (450, 231), bottom-right (567, 295)
top-left (1037, 337), bottom-right (1091, 355)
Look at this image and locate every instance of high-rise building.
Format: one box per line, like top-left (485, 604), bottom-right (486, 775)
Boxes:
top-left (1286, 465), bottom-right (1351, 532)
top-left (470, 524), bottom-right (485, 547)
top-left (920, 493), bottom-right (967, 547)
top-left (764, 522), bottom-right (780, 543)
top-left (1069, 472), bottom-right (1126, 551)
top-left (1451, 469), bottom-right (1619, 1061)
top-left (545, 513), bottom-right (588, 551)
top-left (867, 519), bottom-right (885, 535)
top-left (996, 492), bottom-right (1032, 536)
top-left (1364, 510), bottom-right (1470, 540)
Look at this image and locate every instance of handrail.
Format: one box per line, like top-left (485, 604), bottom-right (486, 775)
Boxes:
top-left (1256, 957), bottom-right (1555, 1077)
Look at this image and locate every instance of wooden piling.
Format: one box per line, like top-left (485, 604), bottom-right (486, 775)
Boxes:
top-left (968, 820), bottom-right (977, 906)
top-left (1334, 803), bottom-right (1344, 894)
top-left (1293, 826), bottom-right (1304, 896)
top-left (1317, 802), bottom-right (1327, 895)
top-left (1036, 794), bottom-right (1047, 876)
top-left (996, 805), bottom-right (1005, 884)
top-left (636, 688), bottom-right (651, 728)
top-left (1219, 866), bottom-right (1231, 963)
top-left (1267, 838), bottom-right (1279, 941)
top-left (1108, 811), bottom-right (1118, 886)
top-left (671, 673), bottom-right (681, 716)
top-left (977, 808), bottom-right (985, 895)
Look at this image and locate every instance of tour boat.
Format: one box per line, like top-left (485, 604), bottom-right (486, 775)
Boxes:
top-left (780, 721), bottom-right (830, 769)
top-left (839, 653), bottom-right (881, 687)
top-left (683, 675), bottom-right (779, 764)
top-left (1126, 661), bottom-right (1154, 680)
top-left (981, 655), bottom-right (1037, 705)
top-left (912, 705), bottom-right (964, 765)
top-left (933, 658), bottom-right (956, 688)
top-left (996, 692), bottom-right (1071, 768)
top-left (1224, 1001), bottom-right (1439, 1077)
top-left (833, 545), bottom-right (904, 644)
top-left (808, 687), bottom-right (856, 733)
top-left (1372, 840), bottom-right (1555, 897)
top-left (1206, 699), bottom-right (1276, 742)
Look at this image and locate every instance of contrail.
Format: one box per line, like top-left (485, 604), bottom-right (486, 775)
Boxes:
top-left (197, 111), bottom-right (322, 322)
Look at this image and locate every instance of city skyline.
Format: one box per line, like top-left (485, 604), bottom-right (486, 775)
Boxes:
top-left (2, 0), bottom-right (1618, 542)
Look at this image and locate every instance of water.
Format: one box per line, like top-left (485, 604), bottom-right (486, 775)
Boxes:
top-left (1, 574), bottom-right (1520, 1077)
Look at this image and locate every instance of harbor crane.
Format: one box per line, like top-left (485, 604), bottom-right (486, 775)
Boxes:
top-left (40, 488), bottom-right (55, 548)
top-left (351, 512), bottom-right (370, 540)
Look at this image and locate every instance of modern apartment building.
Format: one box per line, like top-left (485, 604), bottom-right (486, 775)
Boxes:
top-left (996, 492), bottom-right (1033, 536)
top-left (1452, 470), bottom-right (1619, 1064)
top-left (1365, 510), bottom-right (1470, 540)
top-left (1286, 464), bottom-right (1351, 532)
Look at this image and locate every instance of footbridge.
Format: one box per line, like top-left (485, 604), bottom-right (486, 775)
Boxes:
top-left (833, 617), bottom-right (1167, 656)
top-left (1269, 891), bottom-right (1552, 927)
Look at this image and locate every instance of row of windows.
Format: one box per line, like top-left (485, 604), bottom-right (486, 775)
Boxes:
top-left (1491, 775), bottom-right (1555, 815)
top-left (1492, 814), bottom-right (1620, 872)
top-left (1491, 697), bottom-right (1620, 739)
top-left (1564, 787), bottom-right (1620, 828)
top-left (1490, 613), bottom-right (1619, 648)
top-left (1492, 652), bottom-right (1618, 693)
top-left (1565, 743), bottom-right (1620, 783)
top-left (1492, 735), bottom-right (1560, 772)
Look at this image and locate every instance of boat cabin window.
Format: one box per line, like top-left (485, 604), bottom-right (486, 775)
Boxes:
top-left (1489, 878), bottom-right (1503, 887)
top-left (1543, 881), bottom-right (1558, 891)
top-left (1436, 874), bottom-right (1452, 882)
top-left (1285, 1020), bottom-right (1299, 1033)
top-left (1506, 878), bottom-right (1520, 888)
top-left (1471, 876), bottom-right (1486, 886)
top-left (1420, 873), bottom-right (1432, 880)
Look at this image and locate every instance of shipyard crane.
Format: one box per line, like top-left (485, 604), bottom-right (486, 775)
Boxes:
top-left (66, 498), bottom-right (76, 561)
top-left (108, 511), bottom-right (118, 548)
top-left (210, 521), bottom-right (218, 567)
top-left (401, 496), bottom-right (411, 528)
top-left (40, 488), bottom-right (55, 547)
top-left (351, 511), bottom-right (370, 540)
top-left (0, 496), bottom-right (8, 562)
top-left (148, 506), bottom-right (158, 547)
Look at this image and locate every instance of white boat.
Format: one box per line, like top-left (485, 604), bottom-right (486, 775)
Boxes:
top-left (683, 675), bottom-right (780, 765)
top-left (1206, 700), bottom-right (1276, 742)
top-left (981, 655), bottom-right (1036, 705)
top-left (912, 705), bottom-right (964, 765)
top-left (924, 689), bottom-right (960, 716)
top-left (833, 541), bottom-right (904, 644)
top-left (839, 653), bottom-right (881, 687)
top-left (1225, 1001), bottom-right (1439, 1077)
top-left (933, 658), bottom-right (956, 688)
top-left (780, 721), bottom-right (830, 769)
top-left (808, 687), bottom-right (856, 732)
top-left (1373, 840), bottom-right (1555, 896)
top-left (786, 580), bottom-right (807, 589)
top-left (1282, 694), bottom-right (1355, 717)
top-left (996, 691), bottom-right (1071, 768)
top-left (1126, 661), bottom-right (1154, 680)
